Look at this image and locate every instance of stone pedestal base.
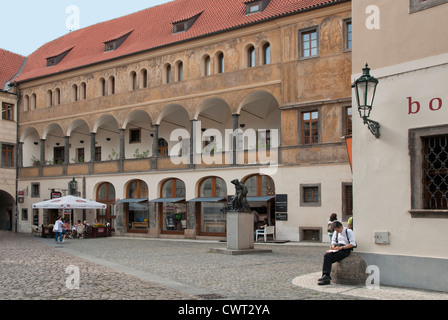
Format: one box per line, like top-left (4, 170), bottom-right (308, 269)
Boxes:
top-left (226, 211), bottom-right (254, 250)
top-left (210, 211), bottom-right (271, 255)
top-left (331, 253), bottom-right (368, 285)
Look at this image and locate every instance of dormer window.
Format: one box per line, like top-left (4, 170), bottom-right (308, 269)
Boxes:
top-left (104, 30), bottom-right (133, 52)
top-left (245, 0), bottom-right (271, 15)
top-left (46, 48), bottom-right (73, 67)
top-left (173, 12), bottom-right (203, 34)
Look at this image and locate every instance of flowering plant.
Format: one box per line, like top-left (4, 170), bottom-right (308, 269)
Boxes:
top-left (93, 223), bottom-right (106, 228)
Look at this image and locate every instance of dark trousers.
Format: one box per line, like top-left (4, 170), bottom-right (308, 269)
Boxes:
top-left (322, 249), bottom-right (351, 275)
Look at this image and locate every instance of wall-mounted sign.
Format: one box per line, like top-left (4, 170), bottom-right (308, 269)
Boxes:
top-left (275, 194), bottom-right (288, 221)
top-left (51, 191), bottom-right (62, 199)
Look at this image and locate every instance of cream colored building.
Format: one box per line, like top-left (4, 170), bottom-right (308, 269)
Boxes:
top-left (13, 0), bottom-right (353, 242)
top-left (0, 49), bottom-right (25, 231)
top-left (352, 0), bottom-right (448, 292)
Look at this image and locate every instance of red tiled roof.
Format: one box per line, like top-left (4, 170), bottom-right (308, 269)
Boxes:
top-left (14, 0), bottom-right (347, 83)
top-left (0, 49), bottom-right (25, 89)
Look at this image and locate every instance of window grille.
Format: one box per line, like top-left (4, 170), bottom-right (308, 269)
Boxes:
top-left (422, 135), bottom-right (448, 209)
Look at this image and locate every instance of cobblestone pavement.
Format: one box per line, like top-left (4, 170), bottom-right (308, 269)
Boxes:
top-left (2, 231), bottom-right (447, 301)
top-left (0, 231), bottom-right (196, 300)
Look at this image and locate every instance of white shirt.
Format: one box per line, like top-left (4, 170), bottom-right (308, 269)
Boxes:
top-left (331, 227), bottom-right (356, 247)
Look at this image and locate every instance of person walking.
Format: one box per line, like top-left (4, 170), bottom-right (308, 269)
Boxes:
top-left (53, 217), bottom-right (64, 244)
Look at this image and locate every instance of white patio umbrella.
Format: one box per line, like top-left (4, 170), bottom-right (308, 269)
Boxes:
top-left (32, 195), bottom-right (107, 226)
top-left (32, 195), bottom-right (107, 210)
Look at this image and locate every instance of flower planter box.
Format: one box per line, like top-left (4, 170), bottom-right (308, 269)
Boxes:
top-left (41, 227), bottom-right (55, 238)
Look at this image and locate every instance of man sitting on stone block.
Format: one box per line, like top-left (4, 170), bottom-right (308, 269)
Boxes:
top-left (318, 221), bottom-right (357, 285)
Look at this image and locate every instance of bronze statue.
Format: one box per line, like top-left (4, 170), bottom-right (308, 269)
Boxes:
top-left (230, 179), bottom-right (251, 212)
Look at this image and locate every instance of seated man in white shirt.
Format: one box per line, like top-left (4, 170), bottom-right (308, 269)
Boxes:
top-left (318, 220), bottom-right (356, 285)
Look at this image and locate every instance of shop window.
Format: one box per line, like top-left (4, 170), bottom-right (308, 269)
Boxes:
top-left (160, 179), bottom-right (186, 234)
top-left (197, 177), bottom-right (227, 235)
top-left (126, 180), bottom-right (149, 232)
top-left (300, 184), bottom-right (321, 207)
top-left (96, 182), bottom-right (116, 229)
top-left (409, 125), bottom-right (448, 218)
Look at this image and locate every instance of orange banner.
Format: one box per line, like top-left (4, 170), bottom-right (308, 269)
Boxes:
top-left (345, 137), bottom-right (353, 171)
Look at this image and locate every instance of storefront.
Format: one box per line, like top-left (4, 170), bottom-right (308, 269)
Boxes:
top-left (117, 180), bottom-right (149, 233)
top-left (96, 182), bottom-right (116, 229)
top-left (152, 178), bottom-right (186, 235)
top-left (191, 177), bottom-right (227, 236)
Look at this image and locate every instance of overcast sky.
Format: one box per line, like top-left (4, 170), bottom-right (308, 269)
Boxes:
top-left (1, 0), bottom-right (172, 56)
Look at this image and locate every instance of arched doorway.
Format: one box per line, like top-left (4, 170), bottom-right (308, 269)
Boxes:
top-left (0, 190), bottom-right (14, 231)
top-left (157, 178), bottom-right (186, 234)
top-left (125, 180), bottom-right (149, 233)
top-left (96, 182), bottom-right (116, 229)
top-left (195, 176), bottom-right (227, 236)
top-left (242, 174), bottom-right (276, 228)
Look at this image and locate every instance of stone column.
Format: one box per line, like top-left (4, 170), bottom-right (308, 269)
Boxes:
top-left (90, 132), bottom-right (96, 163)
top-left (232, 114), bottom-right (240, 166)
top-left (40, 139), bottom-right (46, 165)
top-left (189, 119), bottom-right (197, 168)
top-left (151, 124), bottom-right (159, 171)
top-left (64, 136), bottom-right (70, 165)
top-left (119, 129), bottom-right (126, 160)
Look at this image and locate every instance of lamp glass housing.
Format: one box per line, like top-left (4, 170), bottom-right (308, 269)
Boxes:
top-left (354, 64), bottom-right (378, 119)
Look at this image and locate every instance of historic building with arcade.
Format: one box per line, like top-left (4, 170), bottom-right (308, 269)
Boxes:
top-left (12, 0), bottom-right (352, 241)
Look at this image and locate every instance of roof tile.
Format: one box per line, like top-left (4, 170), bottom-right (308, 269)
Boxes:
top-left (14, 0), bottom-right (346, 83)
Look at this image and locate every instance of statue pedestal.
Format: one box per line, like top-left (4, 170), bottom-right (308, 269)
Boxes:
top-left (227, 211), bottom-right (254, 250)
top-left (210, 211), bottom-right (272, 255)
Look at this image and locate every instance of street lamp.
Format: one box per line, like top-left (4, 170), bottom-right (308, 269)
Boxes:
top-left (353, 64), bottom-right (380, 138)
top-left (68, 177), bottom-right (78, 196)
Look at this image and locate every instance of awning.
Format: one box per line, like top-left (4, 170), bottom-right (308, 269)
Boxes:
top-left (149, 198), bottom-right (185, 203)
top-left (188, 197), bottom-right (226, 202)
top-left (247, 196), bottom-right (275, 202)
top-left (116, 198), bottom-right (148, 203)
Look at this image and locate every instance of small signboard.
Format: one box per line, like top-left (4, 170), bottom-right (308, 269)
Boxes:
top-left (51, 191), bottom-right (62, 199)
top-left (275, 194), bottom-right (288, 221)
